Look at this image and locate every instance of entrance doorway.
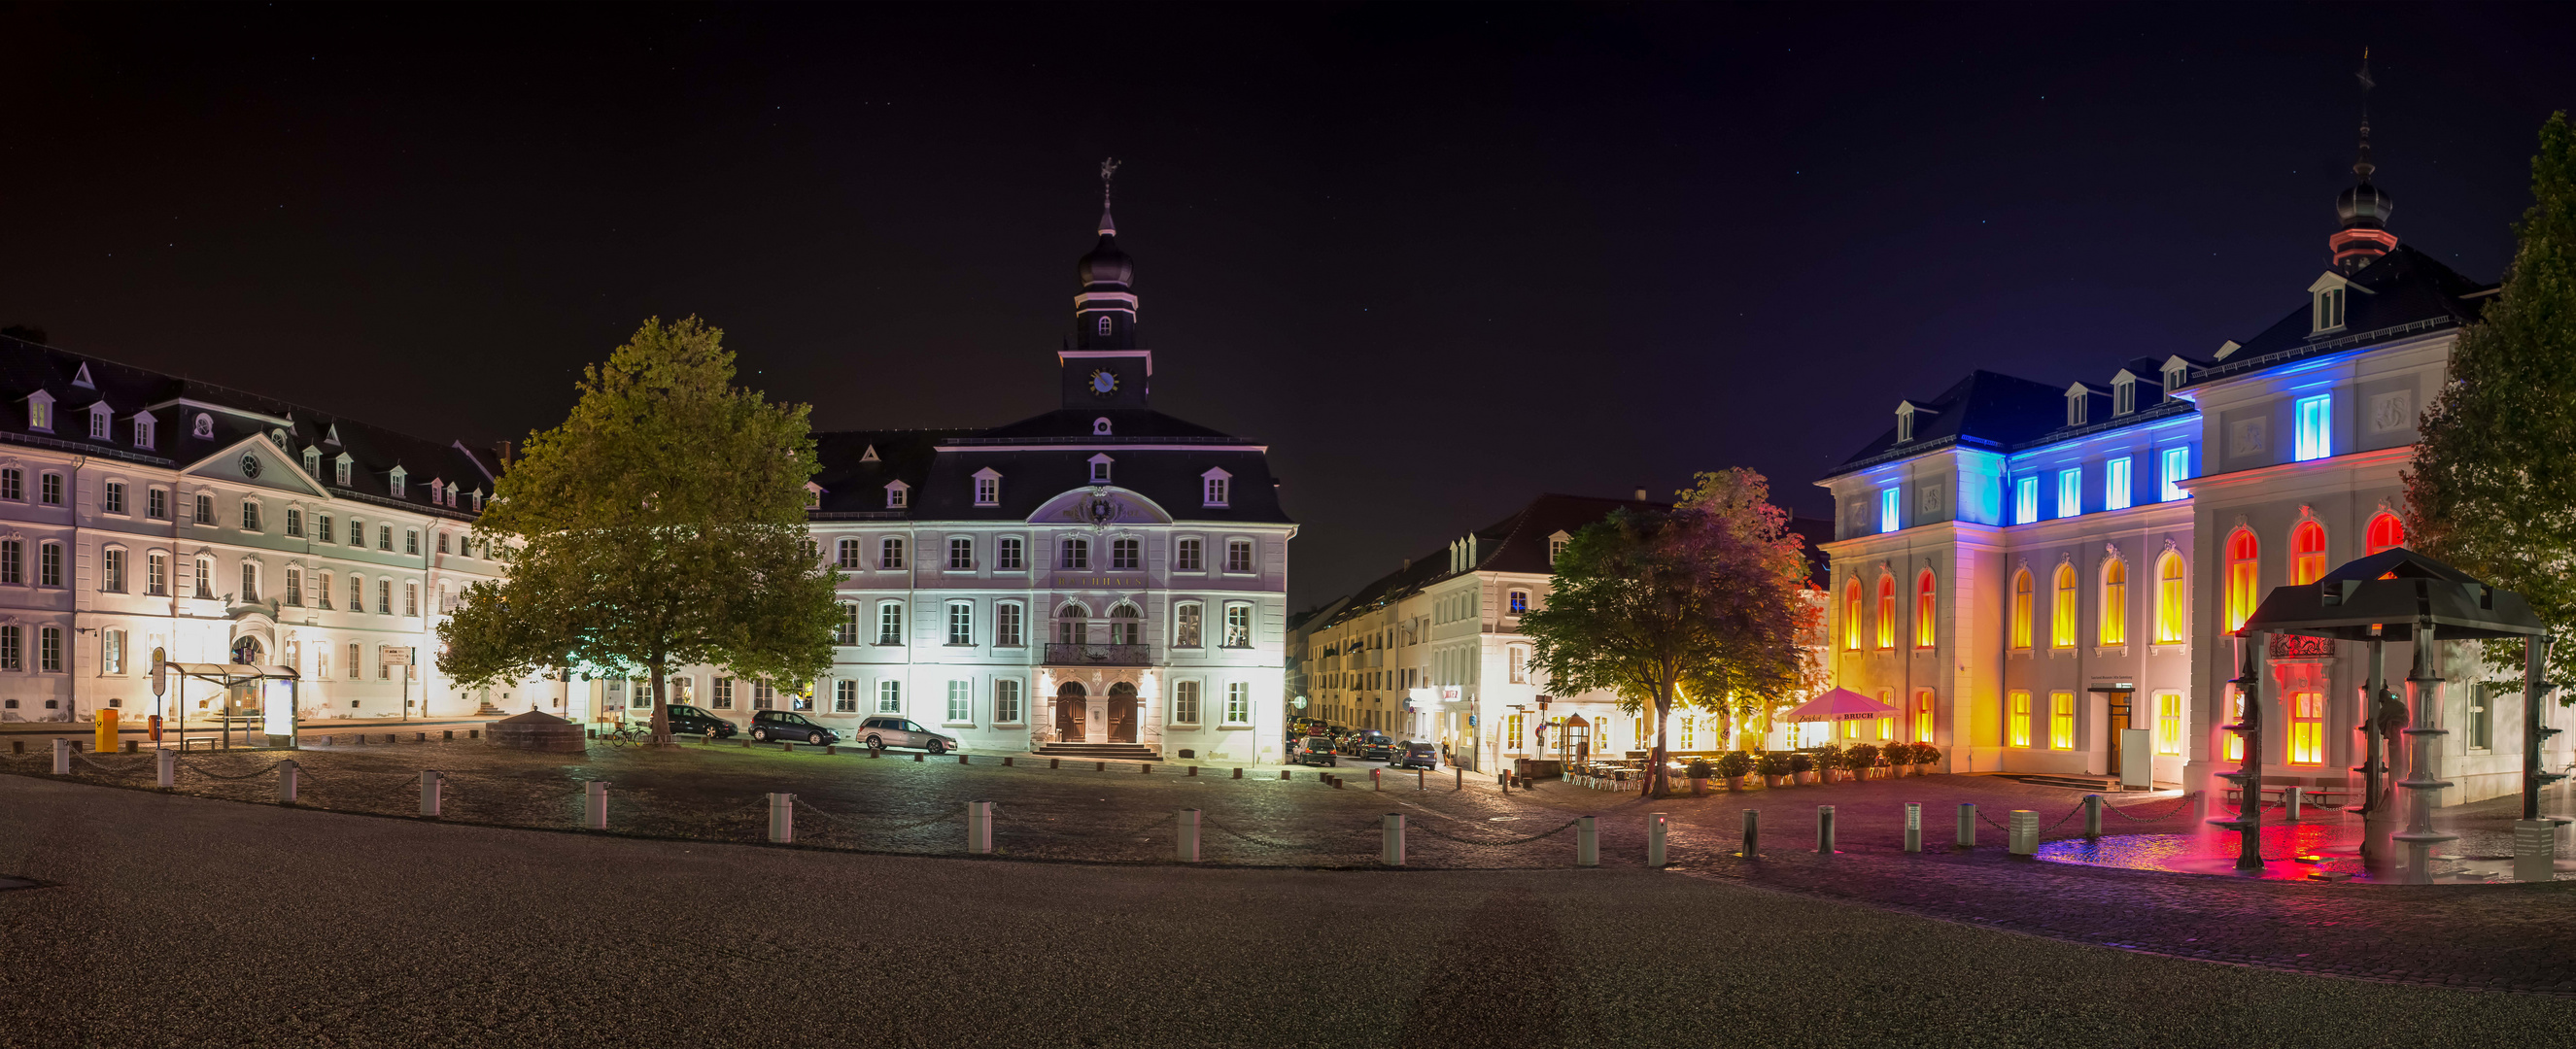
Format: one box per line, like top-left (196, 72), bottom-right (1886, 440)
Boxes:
top-left (1106, 683), bottom-right (1138, 743)
top-left (2104, 690), bottom-right (2132, 780)
top-left (1056, 682), bottom-right (1087, 741)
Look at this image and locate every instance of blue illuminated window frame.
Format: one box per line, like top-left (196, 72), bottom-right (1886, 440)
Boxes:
top-left (2105, 456), bottom-right (2133, 511)
top-left (1878, 487), bottom-right (1900, 534)
top-left (2056, 468), bottom-right (2081, 519)
top-left (2159, 447), bottom-right (2189, 501)
top-left (2293, 394), bottom-right (2331, 461)
top-left (2015, 476), bottom-right (2039, 524)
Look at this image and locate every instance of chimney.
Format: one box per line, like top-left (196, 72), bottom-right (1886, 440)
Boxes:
top-left (1401, 558), bottom-right (1411, 570)
top-left (1633, 486), bottom-right (1649, 501)
top-left (493, 440), bottom-right (512, 467)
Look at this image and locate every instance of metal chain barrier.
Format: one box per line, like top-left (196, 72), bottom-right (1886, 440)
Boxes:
top-left (2103, 795), bottom-right (2197, 822)
top-left (178, 759), bottom-right (288, 781)
top-left (71, 754), bottom-right (156, 775)
top-left (1200, 815), bottom-right (1374, 852)
top-left (794, 798), bottom-right (960, 835)
top-left (1411, 818), bottom-right (1582, 848)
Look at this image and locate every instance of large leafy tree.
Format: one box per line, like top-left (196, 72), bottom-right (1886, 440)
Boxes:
top-left (2407, 112), bottom-right (2576, 694)
top-left (1521, 469), bottom-right (1815, 797)
top-left (441, 317), bottom-right (840, 743)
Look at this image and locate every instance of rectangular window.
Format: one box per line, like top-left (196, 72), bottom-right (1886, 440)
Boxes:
top-left (348, 642), bottom-right (361, 679)
top-left (752, 681), bottom-right (773, 710)
top-left (40, 543), bottom-right (60, 588)
top-left (200, 559), bottom-right (217, 598)
top-left (0, 539), bottom-right (16, 586)
top-left (40, 473), bottom-right (60, 505)
top-left (102, 548), bottom-right (124, 592)
top-left (0, 626), bottom-right (17, 669)
top-left (1173, 680), bottom-right (1201, 725)
top-left (404, 581), bottom-right (419, 616)
top-left (135, 418), bottom-right (154, 449)
top-left (2056, 468), bottom-right (2081, 519)
top-left (371, 578), bottom-right (387, 614)
top-left (1506, 714), bottom-right (1525, 751)
top-left (1878, 487), bottom-right (1900, 533)
top-left (405, 529), bottom-right (420, 556)
top-left (996, 536), bottom-right (1024, 571)
top-left (148, 489), bottom-right (166, 520)
top-left (2009, 692), bottom-right (2032, 748)
top-left (975, 475), bottom-right (999, 506)
top-left (1204, 476), bottom-right (1228, 506)
top-left (2468, 685), bottom-right (2493, 751)
top-left (235, 563), bottom-right (257, 602)
top-left (2049, 692), bottom-right (2076, 750)
top-left (2159, 447), bottom-right (2190, 502)
top-left (437, 533), bottom-right (449, 555)
top-left (286, 568), bottom-right (302, 606)
top-left (1111, 538), bottom-right (1139, 570)
top-left (2154, 692), bottom-right (2182, 755)
top-left (1175, 537), bottom-right (1202, 572)
top-left (712, 677), bottom-right (734, 710)
top-left (147, 553), bottom-right (166, 595)
top-left (1226, 539), bottom-right (1254, 573)
top-left (242, 500), bottom-right (260, 531)
top-left (2012, 476), bottom-right (2037, 524)
top-left (316, 514), bottom-right (333, 544)
top-left (1060, 536), bottom-right (1088, 570)
top-left (834, 680), bottom-right (858, 713)
top-left (286, 508), bottom-right (302, 536)
top-left (102, 482), bottom-right (124, 514)
top-left (878, 537), bottom-right (907, 569)
top-left (946, 601), bottom-right (974, 645)
top-left (39, 626), bottom-right (60, 672)
top-left (877, 602), bottom-right (904, 645)
top-left (378, 524), bottom-right (392, 551)
top-left (1914, 690), bottom-right (1935, 742)
top-left (946, 680), bottom-right (971, 724)
top-left (190, 493), bottom-right (210, 524)
top-left (995, 603), bottom-right (1023, 648)
top-left (2104, 457), bottom-right (2132, 511)
top-left (877, 680), bottom-right (903, 714)
top-left (94, 628), bottom-right (119, 672)
top-left (836, 538), bottom-right (861, 570)
top-left (2294, 394), bottom-right (2332, 461)
top-left (947, 536), bottom-right (973, 570)
top-left (0, 468), bottom-right (17, 501)
top-left (789, 686), bottom-right (812, 713)
top-left (1225, 682), bottom-right (1250, 724)
top-left (835, 603), bottom-right (859, 646)
top-left (2289, 692), bottom-right (2325, 764)
top-left (1174, 604), bottom-right (1202, 648)
top-left (994, 679), bottom-right (1022, 724)
top-left (1222, 604), bottom-right (1253, 648)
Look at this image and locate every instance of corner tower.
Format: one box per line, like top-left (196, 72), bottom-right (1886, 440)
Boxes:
top-left (1063, 157), bottom-right (1152, 409)
top-left (2330, 50), bottom-right (2398, 274)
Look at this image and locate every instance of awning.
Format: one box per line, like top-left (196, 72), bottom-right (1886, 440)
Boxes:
top-left (1785, 688), bottom-right (1897, 723)
top-left (165, 662), bottom-right (302, 686)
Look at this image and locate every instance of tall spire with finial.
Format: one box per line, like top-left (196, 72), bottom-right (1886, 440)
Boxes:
top-left (2331, 48), bottom-right (2398, 273)
top-left (1097, 156), bottom-right (1121, 236)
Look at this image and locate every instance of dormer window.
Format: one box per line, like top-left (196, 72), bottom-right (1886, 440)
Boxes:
top-left (1088, 454), bottom-right (1113, 485)
top-left (972, 467), bottom-right (1002, 507)
top-left (2065, 385), bottom-right (2090, 427)
top-left (86, 403), bottom-right (110, 439)
top-left (2316, 287), bottom-right (2347, 332)
top-left (1092, 417), bottom-right (1112, 436)
top-left (1201, 467), bottom-right (1232, 508)
top-left (2112, 374), bottom-right (2137, 417)
top-left (389, 467), bottom-right (406, 498)
top-left (2161, 356), bottom-right (2190, 394)
top-left (132, 415), bottom-right (155, 450)
top-left (1894, 401), bottom-right (1916, 443)
top-left (804, 482), bottom-right (823, 509)
top-left (1546, 529), bottom-right (1572, 565)
top-left (302, 447), bottom-right (321, 475)
top-left (26, 392), bottom-right (52, 432)
top-left (884, 481), bottom-right (909, 509)
top-left (2307, 273), bottom-right (2364, 335)
top-left (334, 455), bottom-right (353, 487)
top-left (270, 427), bottom-right (290, 449)
top-left (470, 489), bottom-right (483, 513)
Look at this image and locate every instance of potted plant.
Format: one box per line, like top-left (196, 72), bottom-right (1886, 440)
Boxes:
top-left (1686, 758), bottom-right (1712, 795)
top-left (1715, 750), bottom-right (1754, 790)
top-left (1911, 742), bottom-right (1941, 774)
top-left (1845, 743), bottom-right (1880, 781)
top-left (1787, 752), bottom-right (1815, 785)
top-left (1756, 752), bottom-right (1793, 787)
top-left (1811, 744), bottom-right (1844, 784)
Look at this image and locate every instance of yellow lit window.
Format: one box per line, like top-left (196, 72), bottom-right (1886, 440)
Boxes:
top-left (2289, 692), bottom-right (2324, 764)
top-left (1506, 714), bottom-right (1525, 751)
top-left (1842, 581), bottom-right (1863, 651)
top-left (2049, 692), bottom-right (2076, 750)
top-left (2155, 553), bottom-right (2185, 643)
top-left (1875, 574), bottom-right (1896, 649)
top-left (2225, 530), bottom-right (2259, 631)
top-left (2100, 558), bottom-right (2126, 646)
top-left (2051, 564), bottom-right (2078, 648)
top-left (2154, 692), bottom-right (2181, 755)
top-left (2291, 521), bottom-right (2326, 586)
top-left (1915, 570), bottom-right (1937, 648)
top-left (1914, 690), bottom-right (1935, 742)
top-left (1677, 715), bottom-right (1696, 751)
top-left (2010, 569), bottom-right (2033, 650)
top-left (2009, 691), bottom-right (2032, 747)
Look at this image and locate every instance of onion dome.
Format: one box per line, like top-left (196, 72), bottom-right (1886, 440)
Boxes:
top-left (1078, 230), bottom-right (1132, 289)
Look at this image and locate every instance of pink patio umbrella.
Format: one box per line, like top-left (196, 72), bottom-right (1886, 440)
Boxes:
top-left (1785, 688), bottom-right (1900, 724)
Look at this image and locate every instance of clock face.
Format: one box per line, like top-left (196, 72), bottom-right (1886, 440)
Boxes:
top-left (1088, 369), bottom-right (1119, 397)
top-left (240, 454), bottom-right (261, 478)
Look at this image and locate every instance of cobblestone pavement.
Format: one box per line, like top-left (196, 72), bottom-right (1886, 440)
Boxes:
top-left (7, 775), bottom-right (2576, 1049)
top-left (8, 742), bottom-right (2576, 996)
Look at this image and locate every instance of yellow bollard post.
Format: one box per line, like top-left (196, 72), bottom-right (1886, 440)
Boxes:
top-left (94, 708), bottom-right (120, 754)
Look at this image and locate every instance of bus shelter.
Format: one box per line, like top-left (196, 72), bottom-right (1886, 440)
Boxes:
top-left (151, 649), bottom-right (305, 751)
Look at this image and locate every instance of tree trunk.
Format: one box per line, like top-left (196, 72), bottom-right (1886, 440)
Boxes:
top-left (1646, 685), bottom-right (1673, 798)
top-left (647, 652), bottom-right (673, 746)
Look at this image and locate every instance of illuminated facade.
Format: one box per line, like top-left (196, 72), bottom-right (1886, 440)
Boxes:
top-left (1819, 109), bottom-right (2570, 801)
top-left (0, 331), bottom-right (502, 727)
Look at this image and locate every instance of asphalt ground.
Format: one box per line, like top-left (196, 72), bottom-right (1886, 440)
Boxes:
top-left (4, 775), bottom-right (2575, 1049)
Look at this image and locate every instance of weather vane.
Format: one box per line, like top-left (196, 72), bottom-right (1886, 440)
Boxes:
top-left (2356, 47), bottom-right (2374, 94)
top-left (1100, 156), bottom-right (1120, 208)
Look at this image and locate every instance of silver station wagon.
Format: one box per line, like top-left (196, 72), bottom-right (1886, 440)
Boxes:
top-left (856, 716), bottom-right (959, 756)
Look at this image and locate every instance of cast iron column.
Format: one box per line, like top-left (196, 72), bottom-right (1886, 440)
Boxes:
top-left (2394, 622), bottom-right (2456, 884)
top-left (2217, 631), bottom-right (2266, 870)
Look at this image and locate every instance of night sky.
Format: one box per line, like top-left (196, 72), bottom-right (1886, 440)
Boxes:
top-left (5, 4), bottom-right (2573, 609)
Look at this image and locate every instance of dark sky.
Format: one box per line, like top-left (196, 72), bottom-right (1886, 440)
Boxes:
top-left (4, 4), bottom-right (2573, 610)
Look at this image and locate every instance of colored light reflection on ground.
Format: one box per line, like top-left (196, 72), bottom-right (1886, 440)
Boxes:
top-left (2037, 818), bottom-right (2576, 883)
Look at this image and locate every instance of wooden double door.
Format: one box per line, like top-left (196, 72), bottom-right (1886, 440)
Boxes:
top-left (1054, 682), bottom-right (1140, 742)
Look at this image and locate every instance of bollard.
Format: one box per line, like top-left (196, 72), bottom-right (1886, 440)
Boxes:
top-left (1816, 805), bottom-right (1837, 854)
top-left (1957, 802), bottom-right (1976, 848)
top-left (1741, 808), bottom-right (1761, 858)
top-left (1004, 757), bottom-right (1014, 766)
top-left (416, 732), bottom-right (426, 742)
top-left (156, 748), bottom-right (177, 789)
top-left (966, 801), bottom-right (993, 855)
top-left (1142, 764), bottom-right (1151, 774)
top-left (52, 737), bottom-right (69, 775)
top-left (1905, 802), bottom-right (1923, 853)
top-left (468, 729), bottom-right (478, 739)
top-left (585, 781), bottom-right (608, 829)
top-left (1576, 815), bottom-right (1599, 866)
top-left (1371, 768), bottom-right (1381, 792)
top-left (420, 770), bottom-right (443, 818)
top-left (277, 760), bottom-right (299, 804)
top-left (1281, 769), bottom-right (1291, 780)
top-left (124, 740), bottom-right (138, 754)
top-left (1187, 765), bottom-right (1198, 777)
top-left (913, 754), bottom-right (923, 763)
top-left (826, 746), bottom-right (837, 756)
top-left (768, 793), bottom-right (795, 844)
top-left (1330, 776), bottom-right (1344, 790)
top-left (2191, 789), bottom-right (2210, 824)
top-left (1455, 767), bottom-right (1462, 791)
top-left (1229, 766), bottom-right (1241, 779)
top-left (1416, 770), bottom-right (1425, 791)
top-left (1498, 772), bottom-right (1510, 795)
top-left (2284, 785), bottom-right (2304, 822)
top-left (10, 740), bottom-right (19, 755)
top-left (2084, 794), bottom-right (2104, 838)
top-left (2515, 819), bottom-right (2558, 883)
top-left (1094, 761), bottom-right (1105, 771)
top-left (739, 738), bottom-right (750, 749)
top-left (782, 742), bottom-right (795, 754)
top-left (958, 754), bottom-right (970, 764)
top-left (1382, 813), bottom-right (1406, 866)
top-left (1647, 812), bottom-right (1669, 867)
top-left (444, 729), bottom-right (454, 741)
top-left (1177, 808), bottom-right (1202, 863)
top-left (1049, 758), bottom-right (1059, 769)
top-left (2008, 809), bottom-right (2038, 855)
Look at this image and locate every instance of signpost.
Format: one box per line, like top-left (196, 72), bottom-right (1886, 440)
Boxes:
top-left (152, 647), bottom-right (171, 750)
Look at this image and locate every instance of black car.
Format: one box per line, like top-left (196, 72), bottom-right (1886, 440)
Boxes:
top-left (1295, 736), bottom-right (1339, 767)
top-left (749, 710), bottom-right (840, 745)
top-left (664, 703), bottom-right (738, 739)
top-left (1393, 741), bottom-right (1438, 770)
top-left (1344, 730), bottom-right (1399, 761)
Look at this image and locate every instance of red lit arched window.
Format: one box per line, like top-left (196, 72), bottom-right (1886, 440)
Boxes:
top-left (1842, 581), bottom-right (1863, 651)
top-left (2225, 529), bottom-right (2260, 631)
top-left (1875, 574), bottom-right (1897, 649)
top-left (1915, 570), bottom-right (1937, 648)
top-left (2291, 521), bottom-right (2327, 585)
top-left (2366, 513), bottom-right (2405, 556)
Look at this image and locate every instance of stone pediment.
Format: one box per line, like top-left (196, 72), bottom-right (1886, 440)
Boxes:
top-left (178, 434), bottom-right (328, 497)
top-left (1025, 485), bottom-right (1174, 527)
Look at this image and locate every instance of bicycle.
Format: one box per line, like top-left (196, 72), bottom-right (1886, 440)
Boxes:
top-left (597, 722), bottom-right (651, 747)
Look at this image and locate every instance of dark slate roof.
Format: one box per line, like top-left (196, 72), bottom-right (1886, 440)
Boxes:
top-left (0, 332), bottom-right (491, 520)
top-left (1826, 370), bottom-right (2068, 478)
top-left (808, 409), bottom-right (1288, 524)
top-left (970, 408), bottom-right (1243, 442)
top-left (2185, 244), bottom-right (2495, 388)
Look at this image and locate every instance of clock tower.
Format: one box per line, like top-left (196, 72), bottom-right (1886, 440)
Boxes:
top-left (1061, 159), bottom-right (1152, 409)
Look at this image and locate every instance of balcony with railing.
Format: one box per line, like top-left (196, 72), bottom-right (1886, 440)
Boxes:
top-left (1045, 643), bottom-right (1153, 666)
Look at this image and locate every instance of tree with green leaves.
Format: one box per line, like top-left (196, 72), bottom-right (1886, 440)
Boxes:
top-left (440, 317), bottom-right (841, 744)
top-left (2407, 112), bottom-right (2576, 694)
top-left (1521, 469), bottom-right (1816, 797)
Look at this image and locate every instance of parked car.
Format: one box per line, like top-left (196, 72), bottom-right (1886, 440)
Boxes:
top-left (1340, 730), bottom-right (1397, 761)
top-left (664, 703), bottom-right (738, 739)
top-left (1296, 736), bottom-right (1339, 767)
top-left (749, 710), bottom-right (840, 745)
top-left (856, 716), bottom-right (958, 755)
top-left (1393, 741), bottom-right (1439, 770)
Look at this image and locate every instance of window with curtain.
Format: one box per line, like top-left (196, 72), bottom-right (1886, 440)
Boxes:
top-left (2155, 554), bottom-right (2186, 642)
top-left (2365, 513), bottom-right (2405, 556)
top-left (2010, 570), bottom-right (2033, 650)
top-left (2291, 521), bottom-right (2327, 585)
top-left (2225, 530), bottom-right (2259, 631)
top-left (1914, 571), bottom-right (1936, 648)
top-left (2099, 558), bottom-right (2126, 645)
top-left (2154, 692), bottom-right (2182, 755)
top-left (1874, 574), bottom-right (1896, 649)
top-left (2050, 564), bottom-right (2078, 648)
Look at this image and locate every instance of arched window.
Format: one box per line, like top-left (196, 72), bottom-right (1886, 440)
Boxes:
top-left (1106, 602), bottom-right (1142, 645)
top-left (2154, 553), bottom-right (2186, 643)
top-left (2366, 513), bottom-right (2405, 555)
top-left (2009, 569), bottom-right (2034, 650)
top-left (2050, 563), bottom-right (2078, 648)
top-left (2100, 558), bottom-right (2126, 646)
top-left (1842, 581), bottom-right (1863, 651)
top-left (1054, 602), bottom-right (1088, 645)
top-left (2291, 521), bottom-right (2327, 585)
top-left (1874, 574), bottom-right (1896, 649)
top-left (1914, 570), bottom-right (1937, 649)
top-left (2225, 529), bottom-right (2259, 631)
